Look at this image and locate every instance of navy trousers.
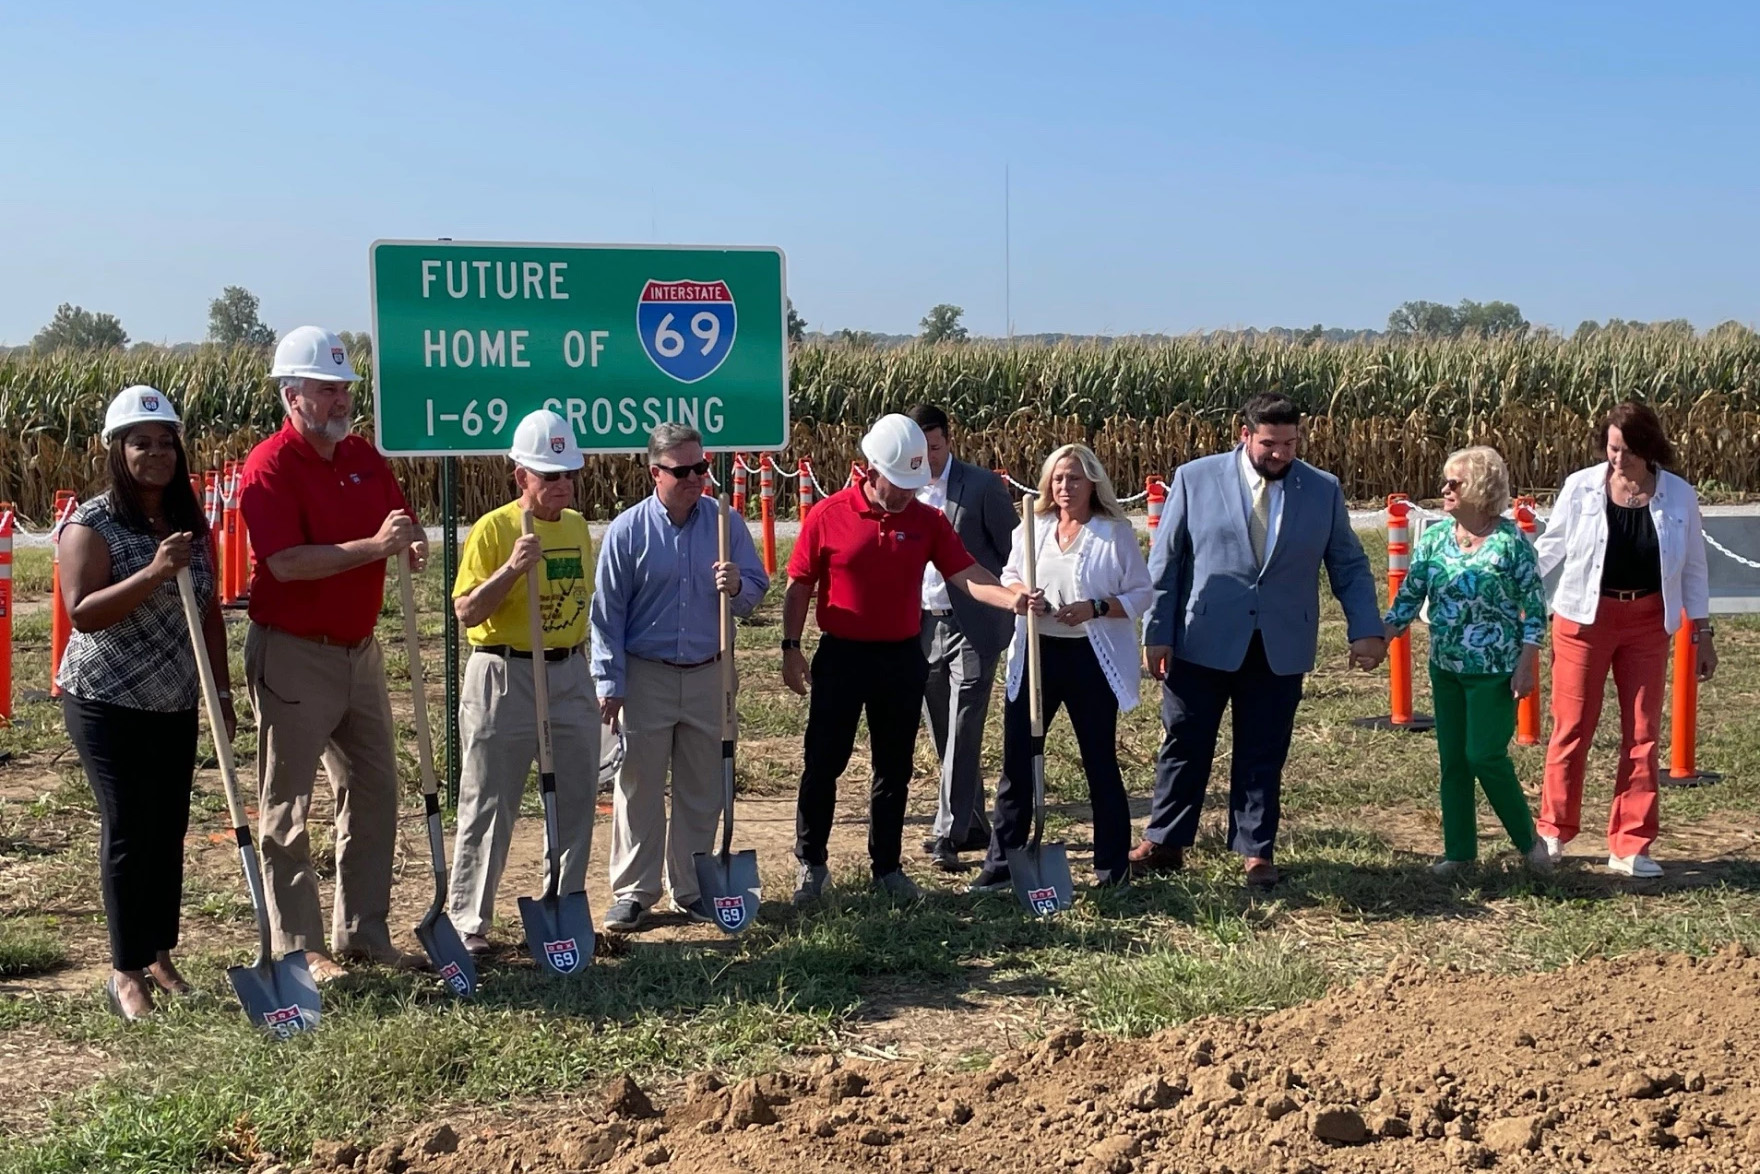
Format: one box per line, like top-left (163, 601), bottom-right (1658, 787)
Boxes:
top-left (1143, 633), bottom-right (1304, 861)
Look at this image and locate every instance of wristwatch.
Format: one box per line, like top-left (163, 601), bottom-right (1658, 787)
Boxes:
top-left (1091, 598), bottom-right (1110, 618)
top-left (781, 638), bottom-right (803, 651)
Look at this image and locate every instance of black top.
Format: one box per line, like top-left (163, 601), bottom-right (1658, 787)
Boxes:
top-left (1601, 500), bottom-right (1662, 593)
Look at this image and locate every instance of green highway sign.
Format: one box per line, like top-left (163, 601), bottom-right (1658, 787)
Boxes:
top-left (368, 240), bottom-right (789, 456)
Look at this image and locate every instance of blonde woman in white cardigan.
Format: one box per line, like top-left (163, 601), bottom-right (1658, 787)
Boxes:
top-left (971, 444), bottom-right (1153, 892)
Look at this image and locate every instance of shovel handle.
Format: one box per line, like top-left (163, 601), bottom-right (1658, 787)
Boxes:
top-left (397, 553), bottom-right (441, 801)
top-left (1021, 494), bottom-right (1044, 737)
top-left (717, 494), bottom-right (735, 739)
top-left (522, 511), bottom-right (556, 777)
top-left (176, 569), bottom-right (248, 831)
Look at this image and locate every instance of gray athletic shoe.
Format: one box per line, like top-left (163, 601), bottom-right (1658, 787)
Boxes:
top-left (604, 898), bottom-right (646, 932)
top-left (873, 870), bottom-right (923, 901)
top-left (792, 863), bottom-right (831, 906)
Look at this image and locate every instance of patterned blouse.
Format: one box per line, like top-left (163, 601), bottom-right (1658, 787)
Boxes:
top-left (1383, 518), bottom-right (1546, 676)
top-left (55, 494), bottom-right (217, 712)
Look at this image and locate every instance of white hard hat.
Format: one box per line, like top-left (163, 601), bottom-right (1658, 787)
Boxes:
top-left (102, 384), bottom-right (182, 444)
top-left (509, 409), bottom-right (584, 474)
top-left (271, 325), bottom-right (358, 382)
top-left (860, 413), bottom-right (931, 490)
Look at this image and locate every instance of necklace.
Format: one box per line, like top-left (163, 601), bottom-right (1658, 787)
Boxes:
top-left (1612, 474), bottom-right (1652, 507)
top-left (1454, 520), bottom-right (1494, 551)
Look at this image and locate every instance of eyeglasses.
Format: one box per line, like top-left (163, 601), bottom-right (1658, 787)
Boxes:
top-left (521, 468), bottom-right (567, 483)
top-left (655, 460), bottom-right (711, 479)
top-left (1439, 478), bottom-right (1463, 495)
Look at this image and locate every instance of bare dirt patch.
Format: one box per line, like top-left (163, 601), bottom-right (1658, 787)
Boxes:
top-left (0, 1026), bottom-right (115, 1140)
top-left (298, 948), bottom-right (1760, 1174)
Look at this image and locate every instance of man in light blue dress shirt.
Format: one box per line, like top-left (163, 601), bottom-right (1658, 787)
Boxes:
top-left (590, 423), bottom-right (770, 932)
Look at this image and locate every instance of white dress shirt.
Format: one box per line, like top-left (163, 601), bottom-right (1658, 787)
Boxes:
top-left (1237, 445), bottom-right (1285, 564)
top-left (917, 467), bottom-right (953, 611)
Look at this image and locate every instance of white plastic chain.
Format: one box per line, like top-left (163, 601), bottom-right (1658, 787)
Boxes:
top-left (1703, 531), bottom-right (1760, 570)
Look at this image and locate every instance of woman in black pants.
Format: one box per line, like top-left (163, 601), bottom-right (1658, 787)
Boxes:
top-left (972, 444), bottom-right (1153, 892)
top-left (58, 385), bottom-right (232, 1020)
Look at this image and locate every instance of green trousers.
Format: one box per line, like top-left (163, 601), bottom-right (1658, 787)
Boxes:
top-left (1429, 666), bottom-right (1539, 861)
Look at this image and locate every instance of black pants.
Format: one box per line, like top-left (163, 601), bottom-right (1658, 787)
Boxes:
top-left (1144, 633), bottom-right (1304, 861)
top-left (62, 695), bottom-right (197, 970)
top-left (986, 637), bottom-right (1130, 883)
top-left (794, 634), bottom-right (929, 877)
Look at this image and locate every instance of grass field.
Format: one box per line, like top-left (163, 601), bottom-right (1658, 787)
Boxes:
top-left (1, 535), bottom-right (1758, 1173)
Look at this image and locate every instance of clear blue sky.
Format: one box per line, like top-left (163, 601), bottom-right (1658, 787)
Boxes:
top-left (4, 1), bottom-right (1756, 344)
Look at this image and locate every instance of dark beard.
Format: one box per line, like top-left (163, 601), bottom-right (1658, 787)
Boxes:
top-left (1251, 456), bottom-right (1293, 482)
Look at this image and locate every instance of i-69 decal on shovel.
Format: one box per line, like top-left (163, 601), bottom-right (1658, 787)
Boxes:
top-left (638, 279), bottom-right (737, 383)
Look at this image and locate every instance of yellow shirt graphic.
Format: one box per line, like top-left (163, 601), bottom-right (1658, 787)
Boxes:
top-left (453, 500), bottom-right (596, 651)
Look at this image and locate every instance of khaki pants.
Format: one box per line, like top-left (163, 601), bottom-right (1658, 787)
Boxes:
top-left (448, 649), bottom-right (598, 936)
top-left (245, 624), bottom-right (400, 961)
top-left (609, 656), bottom-right (728, 909)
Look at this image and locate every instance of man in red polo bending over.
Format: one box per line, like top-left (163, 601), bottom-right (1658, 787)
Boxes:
top-left (238, 326), bottom-right (425, 980)
top-left (782, 413), bottom-right (1040, 904)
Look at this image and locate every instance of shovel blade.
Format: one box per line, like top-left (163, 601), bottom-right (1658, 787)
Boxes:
top-left (692, 849), bottom-right (762, 935)
top-left (1005, 842), bottom-right (1075, 917)
top-left (518, 892), bottom-right (594, 976)
top-left (228, 952), bottom-right (321, 1039)
top-left (416, 907), bottom-right (479, 998)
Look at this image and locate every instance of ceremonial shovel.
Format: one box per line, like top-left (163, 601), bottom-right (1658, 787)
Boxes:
top-left (397, 552), bottom-right (477, 997)
top-left (515, 511), bottom-right (594, 975)
top-left (692, 493), bottom-right (761, 933)
top-left (1005, 494), bottom-right (1074, 916)
top-left (176, 568), bottom-right (321, 1037)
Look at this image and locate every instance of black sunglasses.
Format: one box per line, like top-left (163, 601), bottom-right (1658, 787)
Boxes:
top-left (655, 460), bottom-right (711, 478)
top-left (525, 469), bottom-right (567, 483)
top-left (1439, 478), bottom-right (1463, 494)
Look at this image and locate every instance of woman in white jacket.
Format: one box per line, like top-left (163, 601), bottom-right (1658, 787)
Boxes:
top-left (1533, 402), bottom-right (1717, 878)
top-left (971, 444), bottom-right (1152, 892)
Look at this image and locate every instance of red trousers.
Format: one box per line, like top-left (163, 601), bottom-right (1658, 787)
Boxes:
top-left (1538, 593), bottom-right (1669, 859)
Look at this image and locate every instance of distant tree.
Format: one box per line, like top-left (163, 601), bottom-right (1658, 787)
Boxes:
top-left (919, 303), bottom-right (968, 344)
top-left (32, 303), bottom-right (128, 351)
top-left (1297, 323), bottom-right (1325, 346)
top-left (831, 328), bottom-right (879, 348)
top-left (1649, 318), bottom-right (1695, 339)
top-left (786, 299), bottom-right (806, 344)
top-left (1573, 320), bottom-right (1601, 341)
top-left (1457, 299), bottom-right (1529, 339)
top-left (207, 285), bottom-right (277, 347)
top-left (336, 330), bottom-right (372, 365)
top-left (1386, 300), bottom-right (1461, 338)
top-left (1708, 320), bottom-right (1758, 342)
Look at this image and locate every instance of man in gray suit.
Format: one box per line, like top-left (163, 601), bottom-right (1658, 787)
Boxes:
top-left (909, 404), bottom-right (1018, 872)
top-left (1135, 393), bottom-right (1386, 888)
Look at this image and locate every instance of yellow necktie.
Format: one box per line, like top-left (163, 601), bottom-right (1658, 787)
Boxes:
top-left (1250, 477), bottom-right (1270, 566)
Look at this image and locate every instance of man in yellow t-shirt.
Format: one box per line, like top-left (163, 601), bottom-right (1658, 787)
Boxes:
top-left (446, 409), bottom-right (599, 954)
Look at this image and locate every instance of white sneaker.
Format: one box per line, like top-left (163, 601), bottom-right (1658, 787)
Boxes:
top-left (1607, 853), bottom-right (1663, 878)
top-left (1524, 840), bottom-right (1556, 874)
top-left (1430, 858), bottom-right (1467, 877)
top-left (1540, 835), bottom-right (1563, 863)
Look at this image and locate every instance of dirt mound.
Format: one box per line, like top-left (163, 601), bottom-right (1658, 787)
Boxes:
top-left (298, 947), bottom-right (1760, 1173)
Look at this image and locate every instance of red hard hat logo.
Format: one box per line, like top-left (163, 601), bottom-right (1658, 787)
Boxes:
top-left (550, 436), bottom-right (565, 453)
top-left (142, 395), bottom-right (159, 411)
top-left (331, 347), bottom-right (345, 364)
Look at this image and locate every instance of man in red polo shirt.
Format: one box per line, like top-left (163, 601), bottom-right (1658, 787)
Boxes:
top-left (783, 413), bottom-right (1039, 904)
top-left (237, 326), bottom-right (426, 981)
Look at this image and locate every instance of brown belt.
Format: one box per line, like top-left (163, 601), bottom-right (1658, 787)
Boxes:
top-left (1600, 588), bottom-right (1659, 602)
top-left (272, 627), bottom-right (373, 651)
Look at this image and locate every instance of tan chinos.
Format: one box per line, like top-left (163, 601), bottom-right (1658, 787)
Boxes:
top-left (447, 648), bottom-right (598, 936)
top-left (246, 624), bottom-right (401, 961)
top-left (609, 655), bottom-right (728, 910)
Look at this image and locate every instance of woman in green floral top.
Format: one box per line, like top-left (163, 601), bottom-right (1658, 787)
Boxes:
top-left (1383, 446), bottom-right (1553, 876)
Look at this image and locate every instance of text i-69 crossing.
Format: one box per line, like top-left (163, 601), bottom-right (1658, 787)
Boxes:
top-left (369, 240), bottom-right (789, 456)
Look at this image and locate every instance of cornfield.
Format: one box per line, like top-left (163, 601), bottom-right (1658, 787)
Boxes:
top-left (3, 334), bottom-right (1759, 524)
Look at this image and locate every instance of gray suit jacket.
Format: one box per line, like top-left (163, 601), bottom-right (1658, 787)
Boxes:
top-left (937, 458), bottom-right (1018, 660)
top-left (1144, 448), bottom-right (1382, 676)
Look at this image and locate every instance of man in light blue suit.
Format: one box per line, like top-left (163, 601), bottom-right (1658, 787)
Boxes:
top-left (1135, 393), bottom-right (1386, 888)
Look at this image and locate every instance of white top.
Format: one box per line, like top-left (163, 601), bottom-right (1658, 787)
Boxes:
top-left (1237, 445), bottom-right (1285, 565)
top-left (1002, 512), bottom-right (1154, 710)
top-left (1534, 462), bottom-right (1709, 634)
top-left (1034, 527), bottom-right (1089, 639)
top-left (916, 467), bottom-right (953, 611)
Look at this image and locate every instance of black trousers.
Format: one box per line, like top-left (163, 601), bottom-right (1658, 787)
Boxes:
top-left (1144, 633), bottom-right (1304, 861)
top-left (62, 695), bottom-right (197, 970)
top-left (986, 636), bottom-right (1130, 883)
top-left (794, 634), bottom-right (929, 877)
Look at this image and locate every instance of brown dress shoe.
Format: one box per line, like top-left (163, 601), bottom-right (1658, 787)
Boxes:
top-left (1127, 839), bottom-right (1184, 874)
top-left (1244, 858), bottom-right (1280, 888)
